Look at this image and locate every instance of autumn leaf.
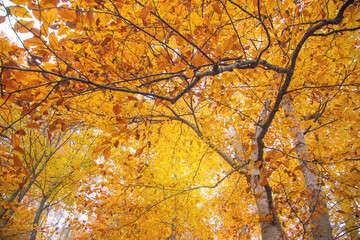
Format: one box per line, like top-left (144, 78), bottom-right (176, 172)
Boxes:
top-left (0, 16), bottom-right (5, 24)
top-left (8, 6), bottom-right (32, 18)
top-left (57, 8), bottom-right (76, 21)
top-left (137, 6), bottom-right (151, 25)
top-left (113, 104), bottom-right (121, 115)
top-left (26, 123), bottom-right (40, 129)
top-left (134, 147), bottom-right (145, 157)
top-left (13, 146), bottom-right (25, 154)
top-left (103, 147), bottom-right (111, 159)
top-left (13, 20), bottom-right (34, 33)
top-left (11, 135), bottom-right (21, 147)
top-left (23, 37), bottom-right (44, 48)
top-left (15, 129), bottom-right (26, 136)
top-left (12, 154), bottom-right (23, 169)
top-left (48, 32), bottom-right (58, 48)
top-left (0, 0), bottom-right (358, 239)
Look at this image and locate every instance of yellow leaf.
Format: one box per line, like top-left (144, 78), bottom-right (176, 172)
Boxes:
top-left (185, 68), bottom-right (193, 78)
top-left (190, 11), bottom-right (203, 27)
top-left (10, 0), bottom-right (32, 4)
top-left (223, 36), bottom-right (235, 52)
top-left (49, 32), bottom-right (58, 48)
top-left (8, 6), bottom-right (32, 18)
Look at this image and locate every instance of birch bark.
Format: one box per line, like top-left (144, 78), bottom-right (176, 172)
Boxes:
top-left (283, 97), bottom-right (333, 239)
top-left (249, 100), bottom-right (287, 240)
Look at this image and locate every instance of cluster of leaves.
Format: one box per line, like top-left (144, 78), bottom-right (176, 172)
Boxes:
top-left (0, 0), bottom-right (359, 239)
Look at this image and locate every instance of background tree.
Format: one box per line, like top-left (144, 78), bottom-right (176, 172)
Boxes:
top-left (0, 0), bottom-right (359, 239)
top-left (0, 96), bottom-right (95, 239)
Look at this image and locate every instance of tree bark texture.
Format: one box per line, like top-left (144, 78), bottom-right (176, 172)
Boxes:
top-left (249, 100), bottom-right (288, 240)
top-left (283, 97), bottom-right (333, 240)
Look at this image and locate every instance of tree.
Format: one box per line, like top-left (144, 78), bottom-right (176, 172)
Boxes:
top-left (0, 0), bottom-right (359, 239)
top-left (0, 96), bottom-right (95, 238)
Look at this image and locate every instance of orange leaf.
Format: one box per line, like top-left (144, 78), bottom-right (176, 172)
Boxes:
top-left (259, 176), bottom-right (268, 187)
top-left (49, 32), bottom-right (58, 48)
top-left (14, 20), bottom-right (34, 33)
top-left (58, 8), bottom-right (76, 21)
top-left (11, 135), bottom-right (21, 147)
top-left (212, 4), bottom-right (221, 14)
top-left (137, 6), bottom-right (151, 24)
top-left (103, 147), bottom-right (111, 159)
top-left (255, 191), bottom-right (263, 199)
top-left (24, 37), bottom-right (44, 48)
top-left (15, 129), bottom-right (26, 136)
top-left (26, 123), bottom-right (40, 129)
top-left (94, 144), bottom-right (106, 154)
top-left (128, 96), bottom-right (137, 101)
top-left (266, 215), bottom-right (273, 222)
top-left (12, 154), bottom-right (23, 169)
top-left (14, 146), bottom-right (25, 154)
top-left (293, 165), bottom-right (304, 172)
top-left (185, 68), bottom-right (193, 78)
top-left (134, 147), bottom-right (145, 157)
top-left (113, 104), bottom-right (121, 115)
top-left (47, 130), bottom-right (52, 140)
top-left (49, 123), bottom-right (57, 132)
top-left (61, 121), bottom-right (67, 132)
top-left (0, 16), bottom-right (6, 24)
top-left (86, 8), bottom-right (95, 27)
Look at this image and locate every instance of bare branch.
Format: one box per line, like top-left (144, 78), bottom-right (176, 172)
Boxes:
top-left (312, 26), bottom-right (360, 36)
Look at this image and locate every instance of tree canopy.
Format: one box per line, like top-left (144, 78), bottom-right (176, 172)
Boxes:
top-left (0, 0), bottom-right (359, 239)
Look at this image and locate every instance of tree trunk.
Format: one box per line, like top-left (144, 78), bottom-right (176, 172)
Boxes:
top-left (249, 101), bottom-right (287, 240)
top-left (29, 194), bottom-right (50, 240)
top-left (249, 174), bottom-right (287, 240)
top-left (283, 97), bottom-right (333, 240)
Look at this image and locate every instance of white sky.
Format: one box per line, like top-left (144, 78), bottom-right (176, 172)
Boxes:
top-left (0, 0), bottom-right (38, 44)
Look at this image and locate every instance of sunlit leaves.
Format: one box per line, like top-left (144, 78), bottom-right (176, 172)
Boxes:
top-left (8, 5), bottom-right (31, 18)
top-left (0, 0), bottom-right (359, 239)
top-left (13, 19), bottom-right (34, 33)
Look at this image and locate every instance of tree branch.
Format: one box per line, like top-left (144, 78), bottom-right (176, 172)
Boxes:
top-left (312, 26), bottom-right (360, 36)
